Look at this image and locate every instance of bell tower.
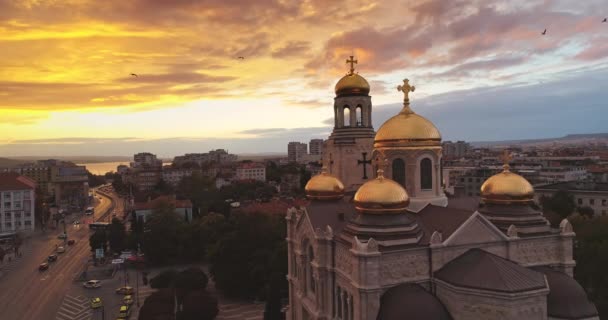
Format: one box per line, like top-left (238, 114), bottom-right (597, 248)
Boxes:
top-left (322, 56), bottom-right (375, 192)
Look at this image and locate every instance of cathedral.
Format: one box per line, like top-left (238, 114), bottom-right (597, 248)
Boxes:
top-left (285, 58), bottom-right (599, 320)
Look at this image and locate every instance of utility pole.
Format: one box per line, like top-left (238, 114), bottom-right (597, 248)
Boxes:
top-left (136, 268), bottom-right (140, 307)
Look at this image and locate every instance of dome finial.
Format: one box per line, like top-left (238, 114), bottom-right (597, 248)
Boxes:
top-left (346, 55), bottom-right (358, 75)
top-left (397, 78), bottom-right (416, 114)
top-left (499, 149), bottom-right (512, 172)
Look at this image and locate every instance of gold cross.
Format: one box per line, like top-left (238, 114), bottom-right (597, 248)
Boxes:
top-left (499, 150), bottom-right (512, 171)
top-left (346, 55), bottom-right (358, 75)
top-left (397, 79), bottom-right (416, 103)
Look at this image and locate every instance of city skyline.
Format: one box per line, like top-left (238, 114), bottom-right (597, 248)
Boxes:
top-left (1, 0), bottom-right (608, 156)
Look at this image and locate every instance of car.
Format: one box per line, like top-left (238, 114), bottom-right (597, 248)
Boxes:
top-left (90, 297), bottom-right (103, 309)
top-left (83, 280), bottom-right (102, 288)
top-left (57, 246), bottom-right (65, 253)
top-left (117, 305), bottom-right (131, 319)
top-left (67, 239), bottom-right (76, 246)
top-left (115, 286), bottom-right (134, 295)
top-left (47, 254), bottom-right (58, 262)
top-left (39, 262), bottom-right (49, 271)
top-left (123, 295), bottom-right (134, 306)
top-left (57, 233), bottom-right (68, 239)
top-left (73, 220), bottom-right (80, 225)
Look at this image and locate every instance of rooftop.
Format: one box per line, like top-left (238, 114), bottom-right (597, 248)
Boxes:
top-left (536, 182), bottom-right (608, 192)
top-left (0, 173), bottom-right (36, 191)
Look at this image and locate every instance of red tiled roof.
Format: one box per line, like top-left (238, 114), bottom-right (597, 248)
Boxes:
top-left (237, 162), bottom-right (265, 169)
top-left (0, 173), bottom-right (36, 191)
top-left (134, 195), bottom-right (192, 210)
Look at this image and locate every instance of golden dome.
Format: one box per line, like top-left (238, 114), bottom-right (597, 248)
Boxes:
top-left (374, 107), bottom-right (441, 148)
top-left (481, 166), bottom-right (534, 204)
top-left (335, 73), bottom-right (370, 96)
top-left (353, 169), bottom-right (410, 214)
top-left (305, 168), bottom-right (345, 200)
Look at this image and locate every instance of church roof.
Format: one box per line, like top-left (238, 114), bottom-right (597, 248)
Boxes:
top-left (306, 198), bottom-right (356, 234)
top-left (415, 205), bottom-right (474, 244)
top-left (435, 248), bottom-right (547, 293)
top-left (376, 283), bottom-right (452, 320)
top-left (532, 266), bottom-right (599, 319)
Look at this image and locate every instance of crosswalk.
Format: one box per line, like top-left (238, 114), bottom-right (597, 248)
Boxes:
top-left (56, 295), bottom-right (91, 320)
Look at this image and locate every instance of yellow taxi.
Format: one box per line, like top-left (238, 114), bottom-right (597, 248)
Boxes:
top-left (115, 286), bottom-right (134, 295)
top-left (123, 295), bottom-right (134, 306)
top-left (90, 297), bottom-right (103, 309)
top-left (117, 305), bottom-right (131, 319)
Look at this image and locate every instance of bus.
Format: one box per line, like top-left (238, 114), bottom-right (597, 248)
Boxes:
top-left (89, 222), bottom-right (110, 231)
top-left (85, 207), bottom-right (95, 215)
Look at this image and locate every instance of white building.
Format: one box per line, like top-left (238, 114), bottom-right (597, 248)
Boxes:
top-left (536, 182), bottom-right (608, 217)
top-left (131, 152), bottom-right (162, 169)
top-left (0, 174), bottom-right (36, 233)
top-left (235, 163), bottom-right (266, 182)
top-left (288, 142), bottom-right (308, 163)
top-left (309, 139), bottom-right (324, 156)
top-left (162, 168), bottom-right (193, 187)
top-left (539, 167), bottom-right (588, 183)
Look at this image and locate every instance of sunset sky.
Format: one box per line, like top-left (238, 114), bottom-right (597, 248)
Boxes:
top-left (1, 0), bottom-right (607, 156)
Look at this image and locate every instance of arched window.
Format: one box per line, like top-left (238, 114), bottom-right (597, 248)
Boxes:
top-left (420, 158), bottom-right (433, 190)
top-left (308, 245), bottom-right (315, 293)
top-left (392, 158), bottom-right (406, 187)
top-left (343, 107), bottom-right (351, 127)
top-left (355, 105), bottom-right (362, 126)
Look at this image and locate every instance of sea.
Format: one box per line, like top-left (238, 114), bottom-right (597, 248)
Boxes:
top-left (78, 162), bottom-right (128, 175)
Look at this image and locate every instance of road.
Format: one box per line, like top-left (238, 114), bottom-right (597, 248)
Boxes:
top-left (0, 188), bottom-right (115, 320)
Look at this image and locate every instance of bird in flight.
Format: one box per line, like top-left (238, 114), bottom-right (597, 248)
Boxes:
top-left (130, 73), bottom-right (138, 77)
top-left (603, 18), bottom-right (607, 22)
top-left (541, 29), bottom-right (547, 35)
top-left (237, 56), bottom-right (245, 60)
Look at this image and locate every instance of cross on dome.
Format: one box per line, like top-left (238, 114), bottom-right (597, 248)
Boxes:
top-left (346, 55), bottom-right (358, 75)
top-left (397, 78), bottom-right (415, 103)
top-left (499, 150), bottom-right (513, 172)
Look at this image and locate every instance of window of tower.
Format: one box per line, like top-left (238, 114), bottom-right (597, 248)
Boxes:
top-left (392, 158), bottom-right (406, 188)
top-left (355, 105), bottom-right (362, 127)
top-left (308, 245), bottom-right (315, 293)
top-left (343, 107), bottom-right (351, 127)
top-left (421, 158), bottom-right (433, 190)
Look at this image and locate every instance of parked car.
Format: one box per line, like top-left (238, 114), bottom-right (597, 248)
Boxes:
top-left (117, 305), bottom-right (131, 319)
top-left (57, 246), bottom-right (65, 253)
top-left (83, 280), bottom-right (102, 288)
top-left (67, 239), bottom-right (75, 246)
top-left (90, 297), bottom-right (103, 309)
top-left (73, 220), bottom-right (80, 225)
top-left (57, 233), bottom-right (68, 239)
top-left (47, 254), bottom-right (58, 262)
top-left (39, 262), bottom-right (49, 271)
top-left (115, 286), bottom-right (134, 295)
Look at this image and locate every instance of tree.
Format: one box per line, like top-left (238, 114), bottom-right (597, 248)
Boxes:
top-left (179, 290), bottom-right (218, 320)
top-left (150, 269), bottom-right (178, 289)
top-left (108, 217), bottom-right (127, 253)
top-left (0, 246), bottom-right (5, 263)
top-left (89, 230), bottom-right (107, 254)
top-left (541, 190), bottom-right (576, 219)
top-left (87, 171), bottom-right (106, 188)
top-left (139, 289), bottom-right (176, 320)
top-left (174, 267), bottom-right (209, 302)
top-left (143, 200), bottom-right (184, 264)
top-left (578, 206), bottom-right (595, 218)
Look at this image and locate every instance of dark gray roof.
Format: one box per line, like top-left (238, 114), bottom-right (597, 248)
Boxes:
top-left (415, 205), bottom-right (474, 244)
top-left (532, 266), bottom-right (598, 319)
top-left (376, 284), bottom-right (452, 320)
top-left (435, 248), bottom-right (547, 293)
top-left (306, 198), bottom-right (356, 234)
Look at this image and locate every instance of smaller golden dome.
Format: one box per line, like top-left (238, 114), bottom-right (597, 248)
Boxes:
top-left (305, 168), bottom-right (345, 200)
top-left (481, 165), bottom-right (534, 205)
top-left (335, 73), bottom-right (370, 96)
top-left (354, 169), bottom-right (410, 214)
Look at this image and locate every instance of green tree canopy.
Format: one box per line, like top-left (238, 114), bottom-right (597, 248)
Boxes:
top-left (541, 190), bottom-right (576, 219)
top-left (89, 230), bottom-right (107, 253)
top-left (107, 217), bottom-right (127, 253)
top-left (143, 201), bottom-right (184, 264)
top-left (179, 290), bottom-right (218, 320)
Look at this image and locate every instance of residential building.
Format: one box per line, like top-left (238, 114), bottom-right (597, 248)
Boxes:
top-left (172, 150), bottom-right (237, 167)
top-left (51, 165), bottom-right (89, 210)
top-left (235, 163), bottom-right (266, 182)
top-left (131, 152), bottom-right (162, 169)
top-left (442, 140), bottom-right (470, 159)
top-left (309, 139), bottom-right (324, 155)
top-left (536, 182), bottom-right (608, 217)
top-left (162, 168), bottom-right (194, 187)
top-left (0, 173), bottom-right (36, 233)
top-left (288, 142), bottom-right (308, 163)
top-left (538, 167), bottom-right (587, 183)
top-left (133, 196), bottom-right (193, 224)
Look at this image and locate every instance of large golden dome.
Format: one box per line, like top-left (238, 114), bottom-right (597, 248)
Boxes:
top-left (335, 73), bottom-right (370, 96)
top-left (481, 166), bottom-right (534, 204)
top-left (354, 169), bottom-right (410, 214)
top-left (374, 107), bottom-right (441, 147)
top-left (305, 168), bottom-right (345, 200)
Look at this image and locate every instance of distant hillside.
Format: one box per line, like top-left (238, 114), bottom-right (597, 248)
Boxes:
top-left (0, 158), bottom-right (26, 168)
top-left (5, 155), bottom-right (132, 164)
top-left (470, 133), bottom-right (608, 148)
